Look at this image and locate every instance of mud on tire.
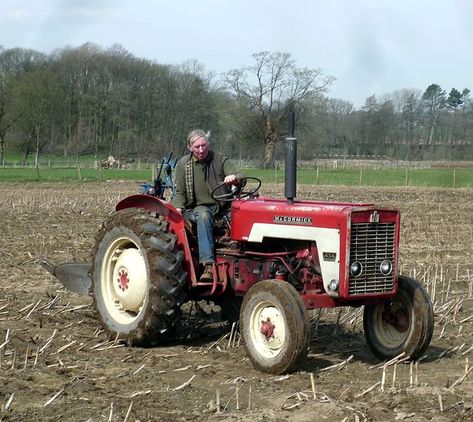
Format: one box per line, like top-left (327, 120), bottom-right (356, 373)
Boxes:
top-left (240, 280), bottom-right (310, 374)
top-left (90, 208), bottom-right (188, 345)
top-left (363, 275), bottom-right (434, 360)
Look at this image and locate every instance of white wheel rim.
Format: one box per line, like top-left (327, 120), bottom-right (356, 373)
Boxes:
top-left (100, 236), bottom-right (148, 325)
top-left (249, 301), bottom-right (286, 359)
top-left (372, 300), bottom-right (410, 348)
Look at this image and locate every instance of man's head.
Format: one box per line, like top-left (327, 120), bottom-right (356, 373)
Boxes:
top-left (187, 129), bottom-right (210, 161)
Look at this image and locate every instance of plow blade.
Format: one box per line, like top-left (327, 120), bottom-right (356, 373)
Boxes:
top-left (40, 259), bottom-right (92, 296)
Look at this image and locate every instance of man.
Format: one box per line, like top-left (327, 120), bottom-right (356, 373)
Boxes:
top-left (173, 129), bottom-right (242, 281)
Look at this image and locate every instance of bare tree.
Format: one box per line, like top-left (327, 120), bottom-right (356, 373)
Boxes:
top-left (224, 51), bottom-right (334, 168)
top-left (11, 70), bottom-right (63, 169)
top-left (422, 83), bottom-right (446, 145)
top-left (0, 47), bottom-right (48, 165)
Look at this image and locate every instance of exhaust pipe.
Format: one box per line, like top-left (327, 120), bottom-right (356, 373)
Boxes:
top-left (284, 111), bottom-right (297, 204)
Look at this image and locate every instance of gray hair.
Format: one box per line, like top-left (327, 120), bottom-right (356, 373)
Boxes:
top-left (187, 129), bottom-right (211, 147)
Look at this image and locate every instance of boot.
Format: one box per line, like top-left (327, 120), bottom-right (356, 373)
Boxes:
top-left (200, 263), bottom-right (214, 282)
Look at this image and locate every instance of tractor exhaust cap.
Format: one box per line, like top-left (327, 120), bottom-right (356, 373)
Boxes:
top-left (285, 111), bottom-right (297, 204)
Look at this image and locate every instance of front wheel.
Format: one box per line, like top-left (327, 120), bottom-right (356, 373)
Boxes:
top-left (363, 275), bottom-right (434, 360)
top-left (240, 280), bottom-right (310, 374)
top-left (91, 208), bottom-right (188, 345)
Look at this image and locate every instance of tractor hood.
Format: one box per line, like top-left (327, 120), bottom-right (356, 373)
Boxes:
top-left (231, 196), bottom-right (397, 241)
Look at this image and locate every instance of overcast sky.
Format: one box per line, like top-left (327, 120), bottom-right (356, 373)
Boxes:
top-left (1, 0), bottom-right (472, 106)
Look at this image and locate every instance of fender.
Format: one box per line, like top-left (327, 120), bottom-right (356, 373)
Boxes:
top-left (116, 194), bottom-right (197, 284)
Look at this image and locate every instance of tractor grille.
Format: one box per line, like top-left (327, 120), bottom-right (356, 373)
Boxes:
top-left (348, 222), bottom-right (396, 296)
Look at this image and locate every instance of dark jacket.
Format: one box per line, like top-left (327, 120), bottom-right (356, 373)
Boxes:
top-left (172, 151), bottom-right (240, 210)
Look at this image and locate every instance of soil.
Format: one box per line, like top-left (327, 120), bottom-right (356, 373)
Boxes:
top-left (1, 182), bottom-right (473, 421)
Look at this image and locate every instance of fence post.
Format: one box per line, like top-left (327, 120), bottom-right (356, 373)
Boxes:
top-left (152, 164), bottom-right (156, 181)
top-left (453, 168), bottom-right (456, 187)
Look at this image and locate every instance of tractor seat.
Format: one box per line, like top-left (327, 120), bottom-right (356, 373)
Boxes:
top-left (181, 209), bottom-right (231, 242)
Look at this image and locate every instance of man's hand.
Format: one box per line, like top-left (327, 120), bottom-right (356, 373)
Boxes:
top-left (224, 174), bottom-right (237, 184)
top-left (175, 207), bottom-right (182, 213)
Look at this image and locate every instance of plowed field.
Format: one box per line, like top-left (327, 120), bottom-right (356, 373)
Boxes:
top-left (1, 182), bottom-right (473, 421)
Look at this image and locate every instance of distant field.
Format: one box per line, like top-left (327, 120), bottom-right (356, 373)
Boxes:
top-left (252, 167), bottom-right (473, 188)
top-left (0, 167), bottom-right (150, 183)
top-left (0, 166), bottom-right (472, 188)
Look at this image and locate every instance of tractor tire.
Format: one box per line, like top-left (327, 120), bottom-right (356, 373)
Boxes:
top-left (240, 280), bottom-right (310, 374)
top-left (215, 294), bottom-right (242, 323)
top-left (90, 208), bottom-right (188, 346)
top-left (363, 275), bottom-right (434, 360)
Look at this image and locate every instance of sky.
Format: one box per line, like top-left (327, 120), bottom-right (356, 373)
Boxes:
top-left (1, 0), bottom-right (472, 107)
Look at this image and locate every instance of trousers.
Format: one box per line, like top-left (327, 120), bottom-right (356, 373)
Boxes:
top-left (189, 205), bottom-right (216, 264)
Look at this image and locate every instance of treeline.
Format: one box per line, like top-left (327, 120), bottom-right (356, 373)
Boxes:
top-left (0, 44), bottom-right (471, 168)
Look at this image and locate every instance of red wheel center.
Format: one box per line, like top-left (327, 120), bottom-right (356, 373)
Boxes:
top-left (117, 268), bottom-right (129, 291)
top-left (260, 318), bottom-right (275, 339)
top-left (382, 306), bottom-right (409, 332)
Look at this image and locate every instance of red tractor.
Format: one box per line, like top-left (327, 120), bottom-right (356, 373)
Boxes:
top-left (42, 136), bottom-right (434, 375)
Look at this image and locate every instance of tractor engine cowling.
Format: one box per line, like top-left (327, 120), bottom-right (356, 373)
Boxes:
top-left (230, 197), bottom-right (400, 300)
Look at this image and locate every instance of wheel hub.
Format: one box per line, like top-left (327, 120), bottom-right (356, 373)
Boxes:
top-left (250, 303), bottom-right (286, 358)
top-left (260, 318), bottom-right (275, 339)
top-left (112, 248), bottom-right (147, 312)
top-left (383, 304), bottom-right (409, 332)
top-left (117, 268), bottom-right (130, 291)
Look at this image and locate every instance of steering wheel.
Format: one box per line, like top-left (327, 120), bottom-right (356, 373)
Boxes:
top-left (211, 177), bottom-right (262, 202)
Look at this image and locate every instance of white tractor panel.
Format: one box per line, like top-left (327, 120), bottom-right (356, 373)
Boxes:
top-left (247, 223), bottom-right (341, 297)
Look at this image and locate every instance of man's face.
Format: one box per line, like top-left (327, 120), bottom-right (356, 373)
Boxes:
top-left (189, 137), bottom-right (209, 161)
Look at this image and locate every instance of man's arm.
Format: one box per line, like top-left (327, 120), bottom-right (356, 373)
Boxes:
top-left (172, 160), bottom-right (187, 211)
top-left (223, 159), bottom-right (244, 184)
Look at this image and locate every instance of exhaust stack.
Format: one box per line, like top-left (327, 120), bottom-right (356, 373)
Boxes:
top-left (284, 112), bottom-right (297, 204)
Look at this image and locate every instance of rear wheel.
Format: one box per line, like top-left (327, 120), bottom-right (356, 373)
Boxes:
top-left (91, 208), bottom-right (188, 345)
top-left (363, 275), bottom-right (434, 360)
top-left (240, 280), bottom-right (310, 374)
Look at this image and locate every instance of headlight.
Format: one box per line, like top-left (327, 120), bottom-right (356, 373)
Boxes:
top-left (380, 260), bottom-right (393, 275)
top-left (350, 261), bottom-right (363, 277)
top-left (328, 279), bottom-right (339, 292)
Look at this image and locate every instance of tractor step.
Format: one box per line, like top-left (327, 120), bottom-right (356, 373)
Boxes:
top-left (192, 262), bottom-right (228, 296)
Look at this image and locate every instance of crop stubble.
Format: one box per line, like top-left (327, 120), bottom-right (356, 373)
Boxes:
top-left (1, 182), bottom-right (473, 421)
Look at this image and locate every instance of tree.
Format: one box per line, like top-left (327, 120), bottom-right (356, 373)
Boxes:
top-left (0, 47), bottom-right (48, 165)
top-left (0, 79), bottom-right (21, 166)
top-left (312, 97), bottom-right (355, 157)
top-left (447, 88), bottom-right (464, 111)
top-left (224, 51), bottom-right (334, 168)
top-left (0, 55), bottom-right (12, 166)
top-left (445, 87), bottom-right (471, 150)
top-left (422, 84), bottom-right (446, 145)
top-left (389, 89), bottom-right (423, 159)
top-left (11, 70), bottom-right (64, 169)
top-left (169, 60), bottom-right (219, 154)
